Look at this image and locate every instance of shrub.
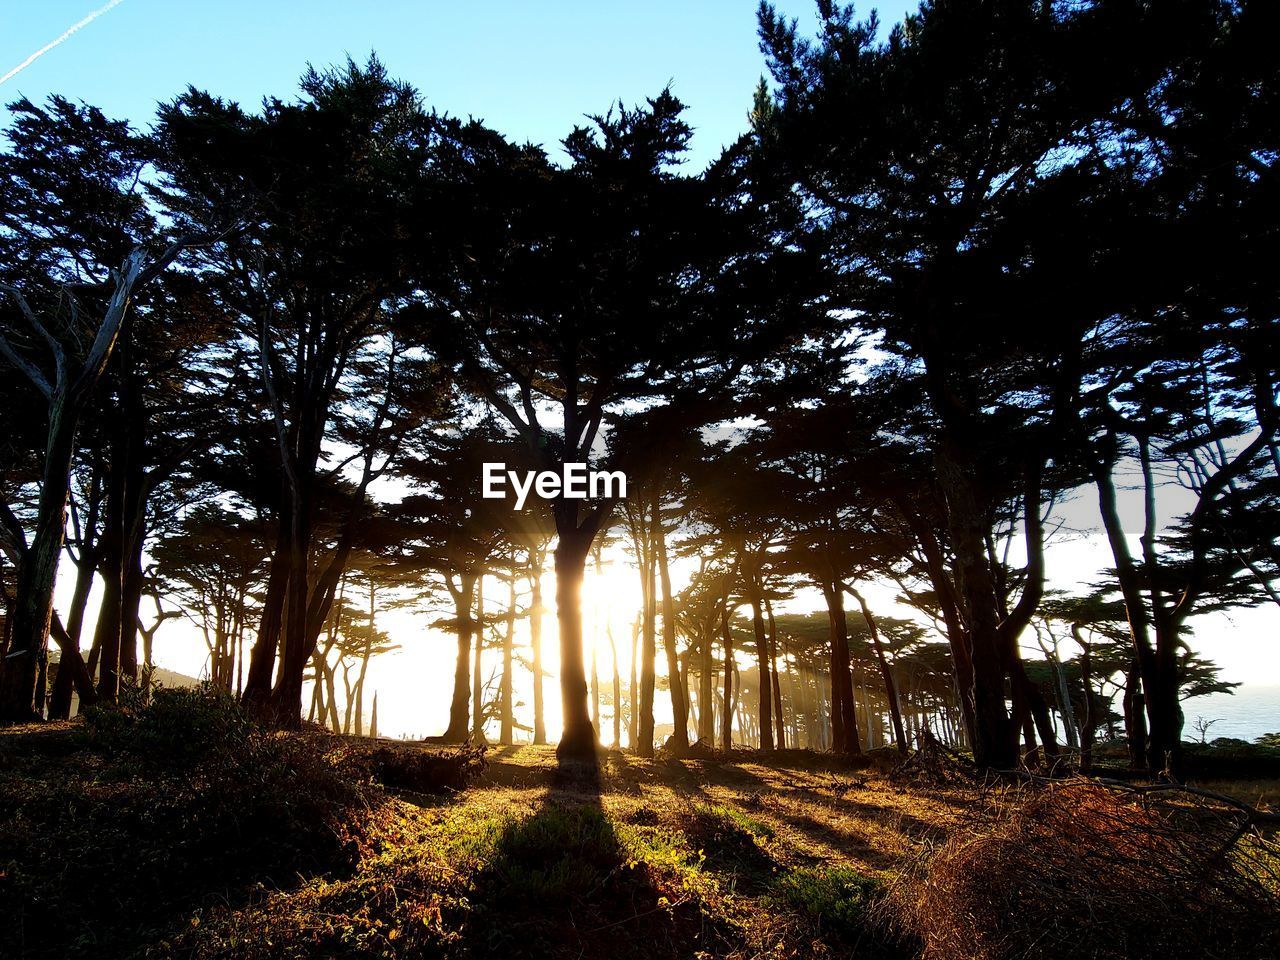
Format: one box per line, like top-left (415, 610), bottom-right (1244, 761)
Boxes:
top-left (82, 682), bottom-right (253, 767)
top-left (770, 866), bottom-right (883, 939)
top-left (1, 688), bottom-right (374, 960)
top-left (681, 801), bottom-right (776, 879)
top-left (886, 782), bottom-right (1280, 960)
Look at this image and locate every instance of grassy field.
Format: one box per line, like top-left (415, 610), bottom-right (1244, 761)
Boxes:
top-left (2, 703), bottom-right (1276, 960)
top-left (160, 744), bottom-right (980, 959)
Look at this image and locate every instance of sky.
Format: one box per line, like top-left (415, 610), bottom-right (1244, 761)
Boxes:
top-left (7, 2), bottom-right (1277, 740)
top-left (1, 1), bottom-right (916, 166)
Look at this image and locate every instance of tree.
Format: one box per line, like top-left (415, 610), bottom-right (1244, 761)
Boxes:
top-left (0, 97), bottom-right (197, 721)
top-left (756, 0), bottom-right (1217, 767)
top-left (155, 58), bottom-right (434, 722)
top-left (422, 92), bottom-right (782, 757)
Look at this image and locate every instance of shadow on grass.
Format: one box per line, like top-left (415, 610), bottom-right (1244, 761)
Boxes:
top-left (464, 750), bottom-right (729, 960)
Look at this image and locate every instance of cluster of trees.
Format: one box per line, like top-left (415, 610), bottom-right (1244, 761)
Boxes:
top-left (2, 1), bottom-right (1275, 776)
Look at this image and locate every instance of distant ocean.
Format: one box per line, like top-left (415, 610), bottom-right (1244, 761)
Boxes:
top-left (1186, 686), bottom-right (1280, 742)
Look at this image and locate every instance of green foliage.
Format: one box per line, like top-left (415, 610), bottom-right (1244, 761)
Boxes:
top-left (770, 866), bottom-right (884, 939)
top-left (82, 682), bottom-right (252, 767)
top-left (479, 804), bottom-right (622, 908)
top-left (0, 698), bottom-right (372, 960)
top-left (1182, 738), bottom-right (1280, 779)
top-left (682, 801), bottom-right (777, 879)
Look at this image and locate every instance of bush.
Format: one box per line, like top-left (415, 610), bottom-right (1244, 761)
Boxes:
top-left (1182, 738), bottom-right (1280, 779)
top-left (1, 688), bottom-right (374, 960)
top-left (82, 682), bottom-right (253, 767)
top-left (770, 866), bottom-right (883, 940)
top-left (886, 782), bottom-right (1280, 960)
top-left (681, 801), bottom-right (776, 879)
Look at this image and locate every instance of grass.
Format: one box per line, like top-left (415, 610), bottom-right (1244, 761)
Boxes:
top-left (7, 722), bottom-right (1274, 960)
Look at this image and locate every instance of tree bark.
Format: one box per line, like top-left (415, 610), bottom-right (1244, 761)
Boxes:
top-left (848, 586), bottom-right (907, 755)
top-left (720, 604), bottom-right (735, 751)
top-left (749, 583), bottom-right (774, 751)
top-left (655, 514), bottom-right (688, 750)
top-left (500, 574), bottom-right (515, 745)
top-left (440, 573), bottom-right (476, 742)
top-left (555, 531), bottom-right (597, 759)
top-left (636, 539), bottom-right (657, 757)
top-left (934, 439), bottom-right (1016, 768)
top-left (530, 561), bottom-right (546, 744)
top-left (821, 582), bottom-right (860, 755)
top-left (765, 598), bottom-right (785, 750)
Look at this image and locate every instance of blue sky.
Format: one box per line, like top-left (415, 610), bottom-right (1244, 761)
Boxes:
top-left (2, 1), bottom-right (919, 165)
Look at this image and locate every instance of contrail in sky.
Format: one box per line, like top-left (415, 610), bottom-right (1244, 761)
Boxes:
top-left (0, 0), bottom-right (126, 86)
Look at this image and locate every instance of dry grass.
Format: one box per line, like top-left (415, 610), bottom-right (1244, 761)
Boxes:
top-left (8, 725), bottom-right (1275, 960)
top-left (886, 780), bottom-right (1280, 960)
top-left (149, 744), bottom-right (970, 959)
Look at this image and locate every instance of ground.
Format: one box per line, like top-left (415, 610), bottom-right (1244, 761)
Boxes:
top-left (163, 744), bottom-right (975, 959)
top-left (2, 708), bottom-right (1276, 960)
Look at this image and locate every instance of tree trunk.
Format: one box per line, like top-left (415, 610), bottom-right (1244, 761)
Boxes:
top-left (609, 621), bottom-right (621, 748)
top-left (555, 531), bottom-right (597, 759)
top-left (629, 614), bottom-right (640, 748)
top-left (765, 598), bottom-right (786, 750)
top-left (699, 621), bottom-right (715, 743)
top-left (655, 518), bottom-right (688, 750)
top-left (1074, 623), bottom-right (1097, 774)
top-left (934, 439), bottom-right (1016, 768)
top-left (440, 573), bottom-right (475, 742)
top-left (720, 604), bottom-right (735, 751)
top-left (1093, 449), bottom-right (1170, 772)
top-left (472, 571), bottom-right (485, 741)
top-left (636, 545), bottom-right (657, 757)
top-left (530, 561), bottom-right (546, 744)
top-left (821, 582), bottom-right (860, 756)
top-left (92, 454), bottom-right (125, 703)
top-left (849, 586), bottom-right (907, 756)
top-left (501, 575), bottom-right (515, 745)
top-left (242, 520), bottom-right (291, 705)
top-left (749, 585), bottom-right (774, 751)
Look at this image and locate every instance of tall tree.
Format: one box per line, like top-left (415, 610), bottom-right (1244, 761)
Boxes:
top-left (422, 92), bottom-right (785, 757)
top-left (0, 98), bottom-right (195, 721)
top-left (156, 58), bottom-right (433, 722)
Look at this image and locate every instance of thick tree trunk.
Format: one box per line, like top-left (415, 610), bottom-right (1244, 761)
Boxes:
top-left (117, 515), bottom-right (146, 684)
top-left (821, 582), bottom-right (860, 755)
top-left (555, 532), bottom-right (597, 759)
top-left (242, 521), bottom-right (291, 705)
top-left (93, 454), bottom-right (125, 703)
top-left (934, 440), bottom-right (1016, 768)
top-left (440, 574), bottom-right (476, 742)
top-left (1122, 661), bottom-right (1147, 769)
top-left (267, 499), bottom-right (313, 723)
top-left (636, 545), bottom-right (657, 756)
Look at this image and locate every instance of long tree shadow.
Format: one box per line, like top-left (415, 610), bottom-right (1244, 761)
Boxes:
top-left (464, 749), bottom-right (731, 959)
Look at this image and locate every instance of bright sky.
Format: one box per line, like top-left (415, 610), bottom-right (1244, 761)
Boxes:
top-left (1, 1), bottom-right (917, 166)
top-left (9, 2), bottom-right (1277, 739)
